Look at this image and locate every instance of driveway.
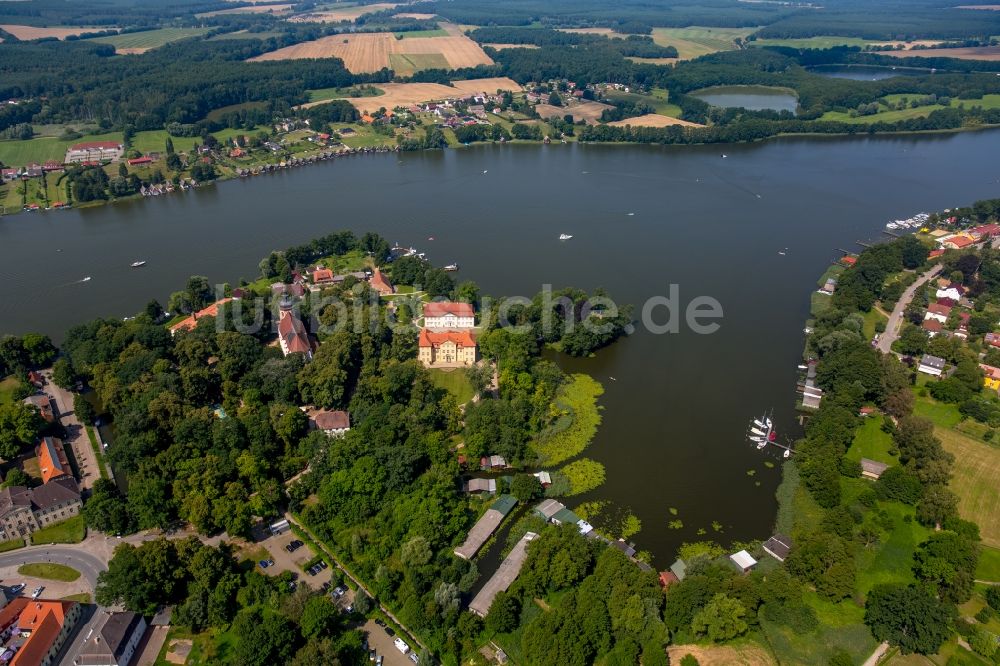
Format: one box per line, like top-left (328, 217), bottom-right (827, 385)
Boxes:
top-left (40, 370), bottom-right (100, 491)
top-left (876, 264), bottom-right (942, 354)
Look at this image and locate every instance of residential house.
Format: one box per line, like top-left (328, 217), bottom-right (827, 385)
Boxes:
top-left (480, 455), bottom-right (507, 471)
top-left (981, 364), bottom-right (1000, 390)
top-left (277, 307), bottom-right (312, 359)
top-left (310, 409), bottom-right (350, 436)
top-left (729, 550), bottom-right (758, 574)
top-left (126, 157), bottom-right (153, 167)
top-left (35, 437), bottom-right (70, 484)
top-left (924, 303), bottom-right (951, 324)
top-left (941, 234), bottom-right (976, 250)
top-left (533, 471), bottom-right (552, 487)
top-left (65, 141), bottom-right (124, 163)
top-left (370, 267), bottom-right (394, 296)
top-left (0, 477), bottom-right (82, 542)
top-left (169, 298), bottom-right (235, 336)
top-left (423, 301), bottom-right (475, 329)
top-left (42, 161), bottom-right (62, 173)
top-left (921, 319), bottom-right (942, 336)
top-left (819, 278), bottom-right (836, 295)
top-left (417, 329), bottom-right (477, 367)
top-left (917, 354), bottom-right (946, 376)
top-left (27, 371), bottom-right (44, 388)
top-left (669, 558), bottom-right (687, 581)
top-left (0, 598), bottom-right (82, 666)
top-left (1, 168), bottom-right (18, 181)
top-left (970, 223), bottom-right (1000, 240)
top-left (658, 571), bottom-right (679, 588)
top-left (987, 332), bottom-right (1000, 349)
top-left (532, 499), bottom-right (593, 535)
top-left (23, 395), bottom-right (55, 423)
top-left (24, 163), bottom-right (43, 178)
top-left (928, 249), bottom-right (945, 259)
top-left (762, 534), bottom-right (793, 562)
top-left (860, 458), bottom-right (889, 480)
top-left (840, 255), bottom-right (857, 267)
top-left (75, 610), bottom-right (147, 666)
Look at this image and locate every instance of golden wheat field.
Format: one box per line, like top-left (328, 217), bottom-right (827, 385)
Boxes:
top-left (299, 77), bottom-right (521, 113)
top-left (607, 113), bottom-right (704, 128)
top-left (289, 3), bottom-right (398, 23)
top-left (0, 24), bottom-right (99, 40)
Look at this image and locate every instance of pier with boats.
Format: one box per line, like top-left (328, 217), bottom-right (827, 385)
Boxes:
top-left (747, 410), bottom-right (793, 459)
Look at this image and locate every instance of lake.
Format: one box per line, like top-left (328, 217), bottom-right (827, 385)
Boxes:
top-left (810, 64), bottom-right (932, 81)
top-left (690, 85), bottom-right (799, 112)
top-left (3, 131), bottom-right (1000, 564)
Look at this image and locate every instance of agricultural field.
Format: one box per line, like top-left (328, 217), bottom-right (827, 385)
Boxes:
top-left (88, 27), bottom-right (212, 53)
top-left (606, 113), bottom-right (702, 128)
top-left (483, 43), bottom-right (540, 50)
top-left (303, 77), bottom-right (519, 112)
top-left (288, 2), bottom-right (399, 23)
top-left (307, 85), bottom-right (384, 103)
top-left (250, 23), bottom-right (492, 73)
top-left (751, 36), bottom-right (874, 49)
top-left (535, 101), bottom-right (614, 125)
top-left (885, 45), bottom-right (1000, 60)
top-left (197, 3), bottom-right (293, 17)
top-left (935, 427), bottom-right (1000, 548)
top-left (0, 24), bottom-right (99, 40)
top-left (395, 28), bottom-right (448, 38)
top-left (819, 94), bottom-right (1000, 124)
top-left (651, 26), bottom-right (757, 60)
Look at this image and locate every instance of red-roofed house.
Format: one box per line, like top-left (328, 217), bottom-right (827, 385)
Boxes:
top-left (970, 224), bottom-right (1000, 239)
top-left (0, 598), bottom-right (82, 666)
top-left (42, 161), bottom-right (62, 172)
top-left (36, 437), bottom-right (70, 485)
top-left (126, 157), bottom-right (153, 166)
top-left (840, 255), bottom-right (857, 267)
top-left (924, 303), bottom-right (951, 323)
top-left (418, 329), bottom-right (477, 367)
top-left (922, 318), bottom-right (943, 336)
top-left (370, 267), bottom-right (394, 296)
top-left (659, 571), bottom-right (679, 588)
top-left (312, 268), bottom-right (334, 286)
top-left (169, 298), bottom-right (234, 336)
top-left (942, 234), bottom-right (975, 250)
top-left (423, 301), bottom-right (475, 329)
top-left (278, 308), bottom-right (312, 359)
top-left (65, 141), bottom-right (124, 163)
top-left (929, 249), bottom-right (944, 259)
top-left (309, 409), bottom-right (350, 436)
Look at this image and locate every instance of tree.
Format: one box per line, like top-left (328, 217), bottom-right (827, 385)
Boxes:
top-left (2, 468), bottom-right (29, 488)
top-left (300, 595), bottom-right (340, 639)
top-left (0, 402), bottom-right (45, 459)
top-left (74, 393), bottom-right (96, 424)
top-left (231, 607), bottom-right (299, 666)
top-left (485, 589), bottom-right (520, 634)
top-left (864, 584), bottom-right (954, 654)
top-left (916, 484), bottom-right (957, 527)
top-left (510, 474), bottom-right (542, 502)
top-left (165, 136), bottom-right (175, 155)
top-left (691, 593), bottom-right (748, 642)
top-left (548, 91), bottom-right (562, 106)
top-left (84, 478), bottom-right (134, 534)
top-left (51, 358), bottom-right (77, 389)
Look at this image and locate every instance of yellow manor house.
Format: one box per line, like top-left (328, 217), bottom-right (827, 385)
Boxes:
top-left (417, 329), bottom-right (477, 367)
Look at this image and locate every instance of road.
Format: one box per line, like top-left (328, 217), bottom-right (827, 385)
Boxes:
top-left (876, 264), bottom-right (942, 354)
top-left (862, 641), bottom-right (890, 666)
top-left (40, 369), bottom-right (101, 492)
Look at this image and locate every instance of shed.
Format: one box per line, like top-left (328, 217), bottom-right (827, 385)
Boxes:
top-left (762, 534), bottom-right (793, 562)
top-left (860, 458), bottom-right (889, 480)
top-left (464, 478), bottom-right (497, 494)
top-left (729, 550), bottom-right (758, 573)
top-left (669, 558), bottom-right (687, 581)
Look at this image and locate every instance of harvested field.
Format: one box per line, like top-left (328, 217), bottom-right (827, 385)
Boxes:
top-left (535, 101), bottom-right (613, 125)
top-left (289, 2), bottom-right (398, 23)
top-left (250, 27), bottom-right (493, 73)
top-left (628, 56), bottom-right (677, 65)
top-left (668, 644), bottom-right (776, 666)
top-left (483, 43), bottom-right (540, 50)
top-left (884, 45), bottom-right (1000, 60)
top-left (0, 24), bottom-right (99, 40)
top-left (302, 77), bottom-right (520, 112)
top-left (395, 12), bottom-right (437, 19)
top-left (651, 26), bottom-right (756, 60)
top-left (198, 4), bottom-right (292, 17)
top-left (89, 27), bottom-right (211, 53)
top-left (936, 427), bottom-right (1000, 548)
top-left (607, 113), bottom-right (703, 128)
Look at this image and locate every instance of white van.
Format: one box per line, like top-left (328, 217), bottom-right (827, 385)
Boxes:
top-left (394, 638), bottom-right (410, 654)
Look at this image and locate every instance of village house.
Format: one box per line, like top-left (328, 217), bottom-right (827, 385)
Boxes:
top-left (924, 303), bottom-right (951, 324)
top-left (1, 168), bottom-right (19, 181)
top-left (423, 301), bottom-right (475, 329)
top-left (970, 223), bottom-right (1000, 240)
top-left (65, 141), bottom-right (124, 164)
top-left (75, 610), bottom-right (147, 666)
top-left (940, 234), bottom-right (976, 250)
top-left (533, 499), bottom-right (594, 535)
top-left (126, 156), bottom-right (153, 167)
top-left (819, 278), bottom-right (836, 295)
top-left (24, 163), bottom-right (43, 178)
top-left (23, 395), bottom-right (55, 423)
top-left (986, 332), bottom-right (1000, 349)
top-left (480, 455), bottom-right (508, 471)
top-left (729, 550), bottom-right (758, 574)
top-left (169, 297), bottom-right (235, 336)
top-left (42, 161), bottom-right (62, 173)
top-left (464, 478), bottom-right (496, 494)
top-left (921, 318), bottom-right (943, 336)
top-left (981, 364), bottom-right (1000, 390)
top-left (658, 571), bottom-right (679, 588)
top-left (417, 329), bottom-right (477, 367)
top-left (860, 458), bottom-right (889, 480)
top-left (370, 267), bottom-right (394, 296)
top-left (917, 354), bottom-right (946, 376)
top-left (0, 476), bottom-right (82, 542)
top-left (0, 598), bottom-right (82, 666)
top-left (309, 409), bottom-right (350, 436)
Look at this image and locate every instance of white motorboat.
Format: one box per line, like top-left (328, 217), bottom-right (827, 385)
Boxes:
top-left (750, 427), bottom-right (767, 437)
top-left (443, 263), bottom-right (459, 272)
top-left (783, 449), bottom-right (791, 458)
top-left (559, 234), bottom-right (573, 241)
top-left (757, 441), bottom-right (767, 450)
top-left (130, 261), bottom-right (146, 268)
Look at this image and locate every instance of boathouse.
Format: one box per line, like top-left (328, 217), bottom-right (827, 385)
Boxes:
top-left (762, 534), bottom-right (793, 562)
top-left (454, 495), bottom-right (517, 560)
top-left (729, 550), bottom-right (758, 574)
top-left (468, 532), bottom-right (538, 617)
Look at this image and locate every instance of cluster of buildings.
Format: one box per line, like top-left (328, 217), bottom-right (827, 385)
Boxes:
top-left (926, 223), bottom-right (1000, 251)
top-left (0, 437), bottom-right (82, 543)
top-left (417, 301), bottom-right (477, 368)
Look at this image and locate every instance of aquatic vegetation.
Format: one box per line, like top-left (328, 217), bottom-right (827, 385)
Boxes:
top-left (747, 469), bottom-right (757, 476)
top-left (669, 507), bottom-right (679, 515)
top-left (575, 500), bottom-right (609, 521)
top-left (668, 520), bottom-right (684, 529)
top-left (532, 374), bottom-right (604, 465)
top-left (558, 458), bottom-right (606, 495)
top-left (712, 521), bottom-right (723, 532)
top-left (620, 513), bottom-right (642, 539)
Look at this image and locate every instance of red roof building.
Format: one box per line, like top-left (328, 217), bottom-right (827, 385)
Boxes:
top-left (0, 598), bottom-right (82, 666)
top-left (659, 571), bottom-right (679, 588)
top-left (312, 268), bottom-right (334, 285)
top-left (417, 329), bottom-right (477, 367)
top-left (126, 157), bottom-right (153, 166)
top-left (971, 223), bottom-right (1000, 239)
top-left (423, 301), bottom-right (475, 329)
top-left (278, 309), bottom-right (312, 358)
top-left (370, 267), bottom-right (394, 296)
top-left (929, 249), bottom-right (945, 258)
top-left (840, 256), bottom-right (857, 266)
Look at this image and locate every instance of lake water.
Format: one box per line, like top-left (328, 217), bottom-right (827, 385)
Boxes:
top-left (810, 64), bottom-right (931, 81)
top-left (3, 132), bottom-right (1000, 564)
top-left (690, 85), bottom-right (799, 112)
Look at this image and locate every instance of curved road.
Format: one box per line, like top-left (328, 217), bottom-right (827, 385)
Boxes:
top-left (0, 544), bottom-right (107, 589)
top-left (876, 264), bottom-right (942, 354)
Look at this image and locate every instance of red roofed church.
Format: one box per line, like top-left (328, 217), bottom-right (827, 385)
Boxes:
top-left (278, 307), bottom-right (312, 359)
top-left (418, 329), bottom-right (477, 367)
top-left (370, 267), bottom-right (394, 296)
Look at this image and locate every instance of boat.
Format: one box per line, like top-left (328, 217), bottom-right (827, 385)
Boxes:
top-left (130, 261), bottom-right (146, 268)
top-left (559, 234), bottom-right (573, 241)
top-left (80, 277), bottom-right (91, 282)
top-left (443, 263), bottom-right (459, 272)
top-left (750, 427), bottom-right (767, 437)
top-left (783, 449), bottom-right (791, 458)
top-left (757, 441), bottom-right (767, 450)
top-left (753, 418), bottom-right (766, 429)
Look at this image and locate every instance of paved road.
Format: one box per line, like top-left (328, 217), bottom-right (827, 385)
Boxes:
top-left (0, 544), bottom-right (106, 589)
top-left (876, 264), bottom-right (942, 354)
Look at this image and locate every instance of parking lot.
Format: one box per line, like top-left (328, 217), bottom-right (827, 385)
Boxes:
top-left (253, 526), bottom-right (334, 589)
top-left (361, 618), bottom-right (417, 666)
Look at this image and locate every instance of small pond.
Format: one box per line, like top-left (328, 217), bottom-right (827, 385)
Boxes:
top-left (690, 85), bottom-right (798, 112)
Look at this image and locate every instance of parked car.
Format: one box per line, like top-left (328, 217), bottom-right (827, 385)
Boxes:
top-left (409, 652), bottom-right (420, 664)
top-left (318, 560), bottom-right (328, 569)
top-left (30, 587), bottom-right (43, 599)
top-left (289, 540), bottom-right (303, 551)
top-left (258, 560), bottom-right (273, 569)
top-left (376, 656), bottom-right (383, 666)
top-left (9, 584), bottom-right (25, 594)
top-left (394, 637), bottom-right (410, 654)
top-left (332, 586), bottom-right (347, 598)
top-left (374, 618), bottom-right (385, 627)
top-left (345, 604), bottom-right (354, 613)
top-left (384, 626), bottom-right (395, 637)
top-left (369, 649), bottom-right (377, 661)
top-left (320, 582), bottom-right (331, 592)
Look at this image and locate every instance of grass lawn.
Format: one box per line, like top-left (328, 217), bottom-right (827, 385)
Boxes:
top-left (388, 53), bottom-right (450, 76)
top-left (0, 376), bottom-right (20, 405)
top-left (155, 625), bottom-right (240, 666)
top-left (88, 27), bottom-right (210, 51)
top-left (30, 515), bottom-right (86, 544)
top-left (856, 501), bottom-right (930, 594)
top-left (846, 416), bottom-right (897, 464)
top-left (308, 85), bottom-right (384, 103)
top-left (0, 132), bottom-right (120, 166)
top-left (820, 94), bottom-right (1000, 124)
top-left (394, 28), bottom-right (448, 38)
top-left (18, 562), bottom-right (81, 582)
top-left (61, 592), bottom-right (91, 603)
top-left (428, 368), bottom-right (476, 404)
top-left (977, 545), bottom-right (1000, 581)
top-left (651, 26), bottom-right (758, 59)
top-left (85, 426), bottom-right (109, 479)
top-left (336, 124), bottom-right (397, 149)
top-left (912, 393), bottom-right (963, 428)
top-left (935, 427), bottom-right (1000, 549)
top-left (752, 35), bottom-right (874, 49)
top-left (862, 308), bottom-right (887, 340)
top-left (602, 88), bottom-right (683, 118)
top-left (761, 597), bottom-right (876, 665)
top-left (0, 539), bottom-right (25, 553)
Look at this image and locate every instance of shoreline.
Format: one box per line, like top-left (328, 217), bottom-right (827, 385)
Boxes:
top-left (3, 122), bottom-right (999, 220)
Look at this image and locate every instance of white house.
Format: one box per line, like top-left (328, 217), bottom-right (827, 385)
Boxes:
top-left (729, 550), bottom-right (758, 574)
top-left (423, 301), bottom-right (475, 329)
top-left (936, 287), bottom-right (962, 301)
top-left (918, 354), bottom-right (946, 376)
